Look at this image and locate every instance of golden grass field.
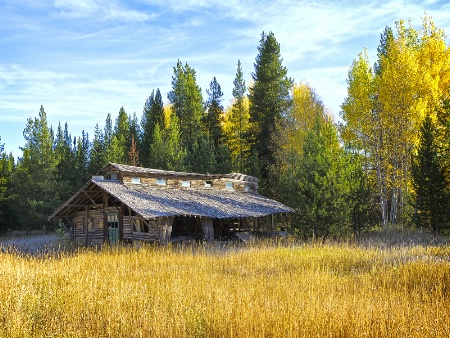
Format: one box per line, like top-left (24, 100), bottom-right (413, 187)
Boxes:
top-left (0, 239), bottom-right (449, 337)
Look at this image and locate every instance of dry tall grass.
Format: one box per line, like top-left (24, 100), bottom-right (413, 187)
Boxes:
top-left (0, 242), bottom-right (449, 337)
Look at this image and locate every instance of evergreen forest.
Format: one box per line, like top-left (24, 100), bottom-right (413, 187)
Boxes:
top-left (1, 17), bottom-right (450, 238)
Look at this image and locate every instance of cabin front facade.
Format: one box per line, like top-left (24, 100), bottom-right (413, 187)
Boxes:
top-left (49, 163), bottom-right (291, 246)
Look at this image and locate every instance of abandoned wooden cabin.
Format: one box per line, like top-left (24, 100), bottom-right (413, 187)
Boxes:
top-left (48, 163), bottom-right (292, 246)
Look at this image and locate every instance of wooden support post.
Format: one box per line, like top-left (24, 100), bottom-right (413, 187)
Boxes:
top-left (103, 192), bottom-right (108, 243)
top-left (201, 217), bottom-right (214, 242)
top-left (119, 204), bottom-right (124, 241)
top-left (160, 217), bottom-right (173, 246)
top-left (85, 205), bottom-right (89, 246)
top-left (129, 206), bottom-right (133, 243)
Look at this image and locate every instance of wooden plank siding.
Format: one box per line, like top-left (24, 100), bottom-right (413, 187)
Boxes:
top-left (123, 217), bottom-right (132, 240)
top-left (123, 216), bottom-right (161, 243)
top-left (132, 232), bottom-right (160, 242)
top-left (74, 209), bottom-right (105, 246)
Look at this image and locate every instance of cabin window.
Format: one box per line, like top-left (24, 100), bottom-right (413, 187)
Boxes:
top-left (106, 173), bottom-right (118, 180)
top-left (225, 182), bottom-right (234, 190)
top-left (181, 180), bottom-right (191, 187)
top-left (88, 217), bottom-right (95, 231)
top-left (244, 185), bottom-right (251, 192)
top-left (132, 177), bottom-right (141, 184)
top-left (83, 216), bottom-right (96, 231)
top-left (107, 213), bottom-right (119, 228)
top-left (156, 178), bottom-right (166, 186)
top-left (204, 180), bottom-right (212, 188)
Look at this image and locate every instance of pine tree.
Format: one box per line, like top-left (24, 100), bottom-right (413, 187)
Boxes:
top-left (168, 60), bottom-right (204, 148)
top-left (249, 31), bottom-right (293, 195)
top-left (184, 135), bottom-right (216, 174)
top-left (0, 138), bottom-right (15, 232)
top-left (164, 114), bottom-right (186, 171)
top-left (128, 112), bottom-right (141, 156)
top-left (293, 114), bottom-right (351, 238)
top-left (374, 26), bottom-right (394, 75)
top-left (104, 113), bottom-right (113, 151)
top-left (411, 116), bottom-right (448, 233)
top-left (141, 89), bottom-right (165, 167)
top-left (105, 108), bottom-right (129, 163)
top-left (215, 144), bottom-right (232, 174)
top-left (75, 130), bottom-right (90, 188)
top-left (149, 119), bottom-right (186, 171)
top-left (89, 123), bottom-right (107, 174)
top-left (114, 106), bottom-right (130, 161)
top-left (149, 124), bottom-right (167, 170)
top-left (11, 105), bottom-right (59, 231)
top-left (54, 122), bottom-right (77, 200)
top-left (204, 77), bottom-right (224, 148)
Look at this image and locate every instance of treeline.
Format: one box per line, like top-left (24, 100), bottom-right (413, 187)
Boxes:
top-left (1, 18), bottom-right (450, 237)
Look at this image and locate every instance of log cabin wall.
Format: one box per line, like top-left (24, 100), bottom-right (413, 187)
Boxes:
top-left (74, 209), bottom-right (104, 246)
top-left (120, 174), bottom-right (257, 192)
top-left (73, 207), bottom-right (121, 246)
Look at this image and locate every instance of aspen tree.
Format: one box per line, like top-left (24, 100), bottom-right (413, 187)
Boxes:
top-left (341, 17), bottom-right (450, 226)
top-left (223, 60), bottom-right (251, 173)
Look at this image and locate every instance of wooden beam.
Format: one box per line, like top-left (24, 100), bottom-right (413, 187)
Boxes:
top-left (142, 219), bottom-right (160, 238)
top-left (66, 204), bottom-right (103, 208)
top-left (106, 194), bottom-right (121, 212)
top-left (82, 190), bottom-right (103, 209)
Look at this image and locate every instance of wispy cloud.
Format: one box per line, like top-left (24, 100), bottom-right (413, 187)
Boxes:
top-left (53, 0), bottom-right (153, 21)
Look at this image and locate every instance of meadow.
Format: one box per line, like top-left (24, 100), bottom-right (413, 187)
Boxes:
top-left (0, 236), bottom-right (449, 337)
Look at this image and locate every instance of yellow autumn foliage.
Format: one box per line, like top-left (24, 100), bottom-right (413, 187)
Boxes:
top-left (341, 16), bottom-right (450, 225)
top-left (222, 96), bottom-right (251, 172)
top-left (284, 81), bottom-right (328, 157)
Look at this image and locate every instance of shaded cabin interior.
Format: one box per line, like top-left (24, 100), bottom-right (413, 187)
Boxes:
top-left (49, 163), bottom-right (291, 246)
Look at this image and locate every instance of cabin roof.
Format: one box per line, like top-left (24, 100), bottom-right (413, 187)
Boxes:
top-left (49, 178), bottom-right (291, 221)
top-left (99, 162), bottom-right (259, 183)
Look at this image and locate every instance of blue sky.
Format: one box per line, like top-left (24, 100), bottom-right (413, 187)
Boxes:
top-left (1, 0), bottom-right (449, 157)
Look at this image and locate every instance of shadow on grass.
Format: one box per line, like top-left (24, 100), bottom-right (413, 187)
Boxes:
top-left (0, 233), bottom-right (76, 257)
top-left (355, 225), bottom-right (450, 248)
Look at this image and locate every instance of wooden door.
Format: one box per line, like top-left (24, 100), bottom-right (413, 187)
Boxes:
top-left (107, 213), bottom-right (119, 243)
